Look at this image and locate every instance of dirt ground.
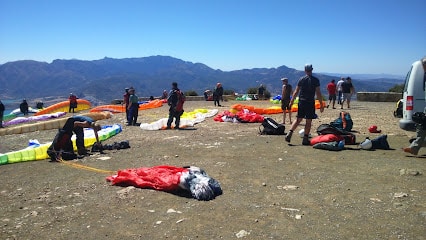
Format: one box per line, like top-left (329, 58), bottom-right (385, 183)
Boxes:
top-left (0, 100), bottom-right (425, 240)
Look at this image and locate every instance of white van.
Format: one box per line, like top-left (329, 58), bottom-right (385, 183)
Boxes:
top-left (399, 60), bottom-right (426, 131)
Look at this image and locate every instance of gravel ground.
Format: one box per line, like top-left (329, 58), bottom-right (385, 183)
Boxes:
top-left (0, 100), bottom-right (424, 240)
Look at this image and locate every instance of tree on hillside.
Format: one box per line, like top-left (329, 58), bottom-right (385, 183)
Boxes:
top-left (389, 83), bottom-right (404, 93)
top-left (247, 87), bottom-right (271, 99)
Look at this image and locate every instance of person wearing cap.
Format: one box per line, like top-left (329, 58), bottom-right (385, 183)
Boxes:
top-left (127, 87), bottom-right (139, 126)
top-left (281, 77), bottom-right (293, 124)
top-left (68, 93), bottom-right (78, 113)
top-left (48, 115), bottom-right (102, 160)
top-left (341, 77), bottom-right (355, 109)
top-left (326, 79), bottom-right (337, 109)
top-left (123, 88), bottom-right (130, 124)
top-left (285, 64), bottom-right (324, 145)
top-left (403, 56), bottom-right (426, 155)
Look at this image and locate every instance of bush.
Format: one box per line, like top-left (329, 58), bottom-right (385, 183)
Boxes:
top-left (389, 84), bottom-right (404, 93)
top-left (247, 87), bottom-right (271, 99)
top-left (247, 87), bottom-right (258, 94)
top-left (224, 89), bottom-right (234, 95)
top-left (185, 90), bottom-right (198, 96)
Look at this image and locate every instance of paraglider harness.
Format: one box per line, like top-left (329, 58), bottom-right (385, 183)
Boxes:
top-left (259, 117), bottom-right (285, 135)
top-left (47, 129), bottom-right (77, 161)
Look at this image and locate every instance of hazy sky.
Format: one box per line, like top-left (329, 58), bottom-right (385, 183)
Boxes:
top-left (1, 0), bottom-right (425, 75)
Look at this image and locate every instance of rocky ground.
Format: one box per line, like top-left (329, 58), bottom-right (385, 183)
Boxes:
top-left (0, 100), bottom-right (425, 240)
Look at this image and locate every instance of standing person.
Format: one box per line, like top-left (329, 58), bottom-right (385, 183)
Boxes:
top-left (341, 77), bottom-right (355, 109)
top-left (68, 93), bottom-right (78, 113)
top-left (47, 115), bottom-right (102, 160)
top-left (403, 57), bottom-right (426, 155)
top-left (167, 82), bottom-right (185, 129)
top-left (123, 88), bottom-right (130, 124)
top-left (20, 99), bottom-right (29, 115)
top-left (213, 83), bottom-right (223, 107)
top-left (336, 77), bottom-right (345, 105)
top-left (161, 90), bottom-right (168, 100)
top-left (285, 64), bottom-right (324, 145)
top-left (0, 99), bottom-right (4, 128)
top-left (127, 88), bottom-right (139, 126)
top-left (281, 77), bottom-right (293, 125)
top-left (326, 79), bottom-right (337, 109)
top-left (258, 84), bottom-right (266, 100)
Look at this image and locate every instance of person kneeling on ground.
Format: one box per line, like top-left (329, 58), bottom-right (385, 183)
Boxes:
top-left (47, 115), bottom-right (102, 161)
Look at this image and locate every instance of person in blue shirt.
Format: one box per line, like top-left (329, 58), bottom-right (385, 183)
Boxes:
top-left (127, 87), bottom-right (139, 126)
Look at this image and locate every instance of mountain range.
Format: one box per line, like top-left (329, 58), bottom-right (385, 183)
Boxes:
top-left (0, 55), bottom-right (404, 106)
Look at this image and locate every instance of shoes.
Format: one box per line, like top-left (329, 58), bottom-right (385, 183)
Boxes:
top-left (326, 105), bottom-right (329, 108)
top-left (285, 131), bottom-right (293, 142)
top-left (78, 148), bottom-right (89, 156)
top-left (165, 126), bottom-right (171, 130)
top-left (218, 105), bottom-right (222, 107)
top-left (302, 137), bottom-right (310, 146)
top-left (403, 147), bottom-right (418, 155)
top-left (341, 106), bottom-right (343, 109)
top-left (332, 107), bottom-right (336, 109)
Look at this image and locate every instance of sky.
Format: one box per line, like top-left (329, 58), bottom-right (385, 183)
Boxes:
top-left (1, 0), bottom-right (425, 76)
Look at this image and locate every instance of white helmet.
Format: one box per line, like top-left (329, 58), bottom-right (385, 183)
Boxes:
top-left (298, 129), bottom-right (311, 138)
top-left (360, 138), bottom-right (373, 150)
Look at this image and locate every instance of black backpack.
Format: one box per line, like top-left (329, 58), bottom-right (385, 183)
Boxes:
top-left (259, 118), bottom-right (285, 135)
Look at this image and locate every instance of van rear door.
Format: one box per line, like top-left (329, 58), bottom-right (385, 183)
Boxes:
top-left (399, 60), bottom-right (426, 131)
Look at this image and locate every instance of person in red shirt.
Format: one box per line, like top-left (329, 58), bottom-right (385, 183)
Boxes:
top-left (326, 79), bottom-right (337, 109)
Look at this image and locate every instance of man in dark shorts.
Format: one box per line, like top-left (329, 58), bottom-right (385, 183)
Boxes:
top-left (281, 77), bottom-right (293, 124)
top-left (285, 64), bottom-right (324, 145)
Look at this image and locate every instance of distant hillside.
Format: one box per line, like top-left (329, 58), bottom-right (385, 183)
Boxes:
top-left (0, 56), bottom-right (404, 106)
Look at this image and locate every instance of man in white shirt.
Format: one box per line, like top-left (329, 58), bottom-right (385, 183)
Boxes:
top-left (336, 77), bottom-right (345, 105)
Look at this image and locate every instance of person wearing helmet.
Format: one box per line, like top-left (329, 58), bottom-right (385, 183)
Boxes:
top-left (403, 56), bottom-right (426, 155)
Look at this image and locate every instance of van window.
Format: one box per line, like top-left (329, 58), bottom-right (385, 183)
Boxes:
top-left (403, 67), bottom-right (412, 92)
